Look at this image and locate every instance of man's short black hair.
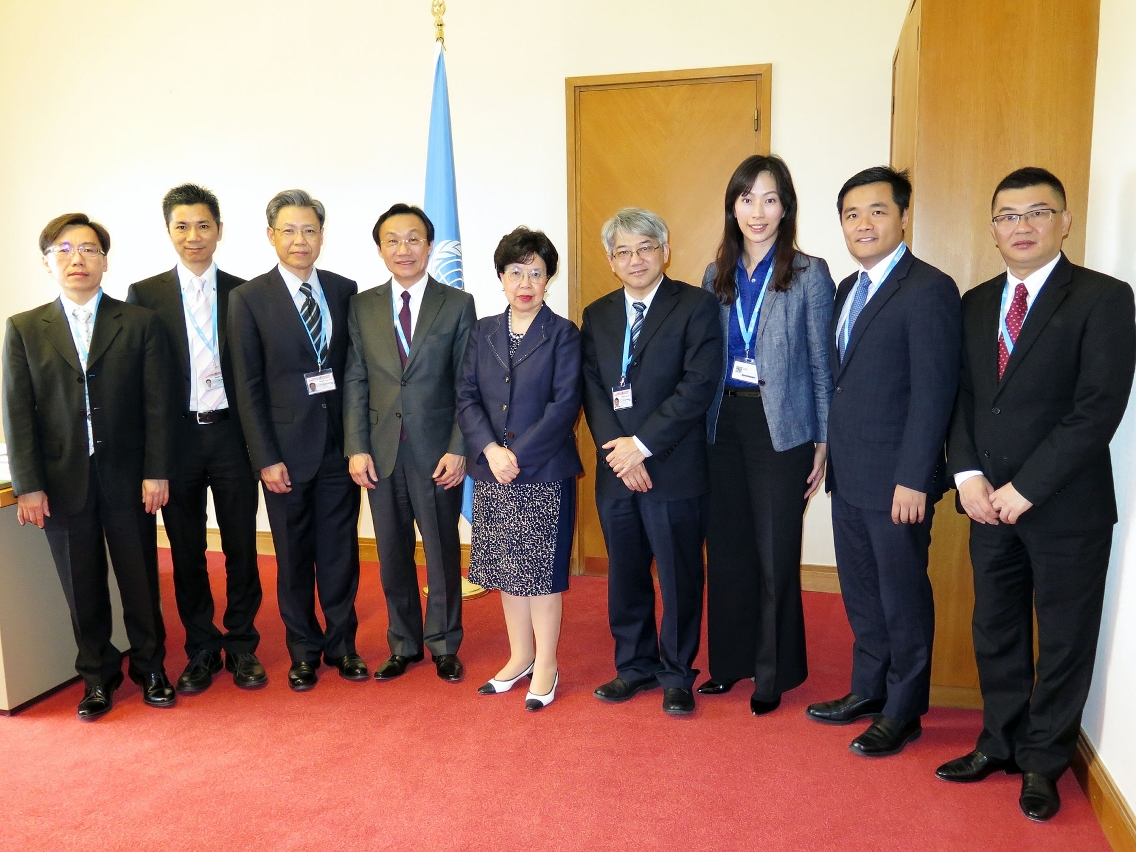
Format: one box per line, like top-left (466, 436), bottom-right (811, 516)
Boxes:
top-left (372, 203), bottom-right (435, 245)
top-left (837, 166), bottom-right (913, 214)
top-left (162, 183), bottom-right (221, 226)
top-left (991, 167), bottom-right (1067, 212)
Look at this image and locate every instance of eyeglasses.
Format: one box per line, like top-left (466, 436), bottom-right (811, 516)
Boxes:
top-left (503, 267), bottom-right (547, 284)
top-left (45, 243), bottom-right (104, 258)
top-left (274, 227), bottom-right (321, 240)
top-left (991, 209), bottom-right (1062, 229)
top-left (381, 237), bottom-right (426, 250)
top-left (610, 244), bottom-right (661, 263)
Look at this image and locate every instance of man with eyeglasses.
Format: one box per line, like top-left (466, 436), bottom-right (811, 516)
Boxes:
top-left (3, 213), bottom-right (175, 719)
top-left (127, 184), bottom-right (265, 695)
top-left (580, 207), bottom-right (722, 716)
top-left (937, 167), bottom-right (1135, 822)
top-left (343, 203), bottom-right (475, 684)
top-left (228, 189), bottom-right (368, 691)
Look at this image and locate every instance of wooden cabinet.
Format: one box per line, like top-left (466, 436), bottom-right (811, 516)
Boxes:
top-left (890, 0), bottom-right (1101, 707)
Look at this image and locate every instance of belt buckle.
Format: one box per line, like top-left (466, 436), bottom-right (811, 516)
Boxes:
top-left (195, 411), bottom-right (212, 425)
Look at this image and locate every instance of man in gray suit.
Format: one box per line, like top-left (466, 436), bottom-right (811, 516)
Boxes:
top-left (344, 203), bottom-right (476, 683)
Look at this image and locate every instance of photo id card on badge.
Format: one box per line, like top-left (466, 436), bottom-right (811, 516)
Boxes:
top-left (305, 368), bottom-right (336, 395)
top-left (202, 363), bottom-right (224, 391)
top-left (730, 358), bottom-right (759, 385)
top-left (612, 383), bottom-right (633, 410)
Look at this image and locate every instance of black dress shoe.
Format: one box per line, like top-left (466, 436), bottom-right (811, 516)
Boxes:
top-left (226, 651), bottom-right (268, 689)
top-left (288, 661), bottom-right (319, 692)
top-left (77, 672), bottom-right (123, 721)
top-left (849, 716), bottom-right (922, 757)
top-left (936, 750), bottom-right (1021, 782)
top-left (696, 678), bottom-right (739, 695)
top-left (326, 653), bottom-right (369, 681)
top-left (662, 687), bottom-right (695, 715)
top-left (750, 693), bottom-right (781, 716)
top-left (434, 654), bottom-right (464, 682)
top-left (129, 670), bottom-right (177, 708)
top-left (176, 649), bottom-right (223, 694)
top-left (1020, 772), bottom-right (1061, 821)
top-left (373, 652), bottom-right (424, 681)
top-left (805, 693), bottom-right (886, 725)
top-left (594, 675), bottom-right (661, 703)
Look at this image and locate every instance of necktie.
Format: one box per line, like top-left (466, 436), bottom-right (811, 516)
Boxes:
top-left (73, 307), bottom-right (94, 454)
top-left (839, 271), bottom-right (872, 362)
top-left (299, 281), bottom-right (327, 366)
top-left (998, 282), bottom-right (1029, 380)
top-left (398, 290), bottom-right (413, 368)
top-left (73, 307), bottom-right (93, 360)
top-left (190, 278), bottom-right (223, 410)
top-left (630, 301), bottom-right (646, 347)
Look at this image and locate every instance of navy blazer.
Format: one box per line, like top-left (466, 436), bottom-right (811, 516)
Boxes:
top-left (457, 303), bottom-right (583, 484)
top-left (825, 249), bottom-right (961, 511)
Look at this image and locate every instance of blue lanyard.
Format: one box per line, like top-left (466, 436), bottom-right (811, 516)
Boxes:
top-left (72, 290), bottom-right (102, 366)
top-left (842, 243), bottom-right (906, 353)
top-left (392, 290), bottom-right (411, 357)
top-left (734, 262), bottom-right (774, 359)
top-left (999, 277), bottom-right (1028, 355)
top-left (620, 313), bottom-right (635, 386)
top-left (299, 280), bottom-right (330, 368)
top-left (184, 282), bottom-right (219, 363)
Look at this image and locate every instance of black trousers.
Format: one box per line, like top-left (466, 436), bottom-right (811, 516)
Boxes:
top-left (262, 433), bottom-right (361, 663)
top-left (162, 416), bottom-right (261, 656)
top-left (831, 489), bottom-right (935, 722)
top-left (706, 395), bottom-right (812, 699)
top-left (596, 489), bottom-right (706, 690)
top-left (969, 520), bottom-right (1112, 779)
top-left (368, 442), bottom-right (463, 658)
top-left (43, 457), bottom-right (166, 686)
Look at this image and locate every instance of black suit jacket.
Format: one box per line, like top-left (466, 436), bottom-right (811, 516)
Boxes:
top-left (581, 275), bottom-right (722, 502)
top-left (947, 255), bottom-right (1136, 530)
top-left (228, 267), bottom-right (357, 483)
top-left (3, 295), bottom-right (172, 514)
top-left (826, 249), bottom-right (961, 511)
top-left (127, 267), bottom-right (248, 478)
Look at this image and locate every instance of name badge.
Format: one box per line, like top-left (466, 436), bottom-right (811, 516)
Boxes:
top-left (611, 383), bottom-right (634, 410)
top-left (730, 358), bottom-right (759, 384)
top-left (202, 362), bottom-right (224, 391)
top-left (305, 368), bottom-right (336, 395)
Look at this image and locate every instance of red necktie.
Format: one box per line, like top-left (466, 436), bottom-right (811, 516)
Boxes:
top-left (997, 283), bottom-right (1028, 380)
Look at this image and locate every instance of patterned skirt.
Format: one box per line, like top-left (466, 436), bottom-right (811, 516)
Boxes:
top-left (468, 478), bottom-right (576, 596)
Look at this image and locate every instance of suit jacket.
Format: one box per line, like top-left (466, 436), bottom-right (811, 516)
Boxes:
top-left (343, 276), bottom-right (476, 479)
top-left (228, 266), bottom-right (357, 482)
top-left (3, 295), bottom-right (172, 514)
top-left (702, 252), bottom-right (835, 451)
top-left (947, 255), bottom-right (1136, 530)
top-left (581, 275), bottom-right (722, 502)
top-left (127, 267), bottom-right (248, 478)
top-left (825, 249), bottom-right (961, 511)
top-left (456, 303), bottom-right (584, 484)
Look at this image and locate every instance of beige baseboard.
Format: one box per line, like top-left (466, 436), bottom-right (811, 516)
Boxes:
top-left (1073, 730), bottom-right (1136, 852)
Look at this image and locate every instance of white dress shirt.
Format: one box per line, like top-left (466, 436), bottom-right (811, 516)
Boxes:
top-left (176, 262), bottom-right (229, 412)
top-left (59, 289), bottom-right (102, 456)
top-left (391, 273), bottom-right (429, 352)
top-left (834, 241), bottom-right (907, 351)
top-left (623, 276), bottom-right (664, 458)
top-left (278, 263), bottom-right (332, 353)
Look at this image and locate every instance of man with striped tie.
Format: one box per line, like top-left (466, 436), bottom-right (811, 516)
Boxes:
top-left (937, 168), bottom-right (1135, 822)
top-left (805, 167), bottom-right (960, 758)
top-left (229, 190), bottom-right (368, 691)
top-left (129, 184), bottom-right (265, 695)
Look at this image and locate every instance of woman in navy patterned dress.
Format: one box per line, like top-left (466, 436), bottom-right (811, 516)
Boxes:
top-left (457, 228), bottom-right (583, 711)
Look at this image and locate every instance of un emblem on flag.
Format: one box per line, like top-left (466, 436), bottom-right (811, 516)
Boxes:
top-left (427, 240), bottom-right (464, 290)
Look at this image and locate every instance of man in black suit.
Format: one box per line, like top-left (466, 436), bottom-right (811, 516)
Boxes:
top-left (3, 213), bottom-right (176, 719)
top-left (229, 189), bottom-right (367, 691)
top-left (581, 207), bottom-right (722, 716)
top-left (805, 167), bottom-right (961, 756)
top-left (128, 184), bottom-right (265, 694)
top-left (936, 168), bottom-right (1135, 821)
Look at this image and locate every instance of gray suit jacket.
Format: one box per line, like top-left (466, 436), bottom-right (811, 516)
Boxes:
top-left (703, 252), bottom-right (835, 451)
top-left (344, 276), bottom-right (476, 478)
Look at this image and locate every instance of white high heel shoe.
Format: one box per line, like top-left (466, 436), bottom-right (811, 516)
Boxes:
top-left (525, 671), bottom-right (559, 712)
top-left (477, 661), bottom-right (535, 695)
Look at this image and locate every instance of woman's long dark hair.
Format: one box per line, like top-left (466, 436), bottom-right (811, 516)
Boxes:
top-left (712, 154), bottom-right (803, 304)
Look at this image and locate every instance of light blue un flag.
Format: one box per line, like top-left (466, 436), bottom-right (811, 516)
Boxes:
top-left (423, 43), bottom-right (475, 523)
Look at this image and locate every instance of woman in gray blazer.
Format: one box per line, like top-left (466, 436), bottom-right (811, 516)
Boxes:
top-left (698, 155), bottom-right (835, 715)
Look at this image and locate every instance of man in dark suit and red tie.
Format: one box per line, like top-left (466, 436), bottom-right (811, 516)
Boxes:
top-left (128, 184), bottom-right (265, 694)
top-left (229, 189), bottom-right (368, 691)
top-left (805, 167), bottom-right (961, 757)
top-left (937, 168), bottom-right (1135, 822)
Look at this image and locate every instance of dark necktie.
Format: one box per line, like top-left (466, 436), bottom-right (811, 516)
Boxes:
top-left (630, 301), bottom-right (646, 347)
top-left (998, 282), bottom-right (1029, 380)
top-left (839, 271), bottom-right (872, 362)
top-left (398, 290), bottom-right (412, 368)
top-left (298, 281), bottom-right (327, 366)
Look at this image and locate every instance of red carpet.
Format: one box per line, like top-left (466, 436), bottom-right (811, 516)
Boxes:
top-left (0, 552), bottom-right (1112, 852)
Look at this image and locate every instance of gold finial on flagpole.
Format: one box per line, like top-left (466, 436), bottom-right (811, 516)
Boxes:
top-left (432, 1), bottom-right (446, 46)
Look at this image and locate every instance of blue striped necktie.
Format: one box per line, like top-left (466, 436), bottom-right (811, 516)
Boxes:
top-left (630, 301), bottom-right (646, 346)
top-left (298, 281), bottom-right (327, 365)
top-left (839, 272), bottom-right (871, 362)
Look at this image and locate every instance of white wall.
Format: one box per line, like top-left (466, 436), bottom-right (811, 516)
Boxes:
top-left (0, 0), bottom-right (911, 559)
top-left (1082, 0), bottom-right (1136, 810)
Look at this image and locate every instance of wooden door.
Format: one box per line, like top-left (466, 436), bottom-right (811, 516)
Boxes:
top-left (566, 66), bottom-right (771, 574)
